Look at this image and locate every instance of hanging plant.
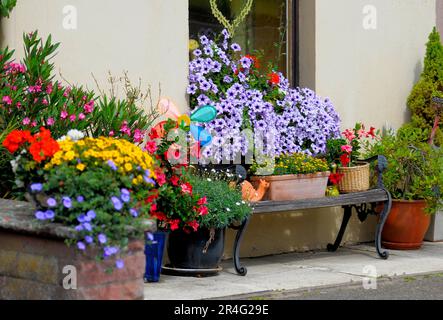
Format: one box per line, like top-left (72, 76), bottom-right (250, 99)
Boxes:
top-left (0, 0), bottom-right (16, 18)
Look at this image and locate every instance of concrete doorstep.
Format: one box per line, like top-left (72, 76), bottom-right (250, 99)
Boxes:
top-left (143, 242), bottom-right (443, 300)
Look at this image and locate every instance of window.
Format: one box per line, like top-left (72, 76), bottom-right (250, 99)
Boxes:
top-left (189, 0), bottom-right (297, 85)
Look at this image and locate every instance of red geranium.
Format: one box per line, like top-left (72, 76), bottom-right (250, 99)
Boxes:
top-left (180, 182), bottom-right (193, 195)
top-left (268, 72), bottom-right (280, 85)
top-left (2, 129), bottom-right (32, 153)
top-left (170, 175), bottom-right (180, 186)
top-left (187, 220), bottom-right (199, 232)
top-left (197, 196), bottom-right (207, 205)
top-left (329, 173), bottom-right (344, 185)
top-left (340, 154), bottom-right (350, 167)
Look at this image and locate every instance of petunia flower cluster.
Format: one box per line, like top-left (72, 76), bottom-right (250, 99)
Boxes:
top-left (187, 30), bottom-right (341, 163)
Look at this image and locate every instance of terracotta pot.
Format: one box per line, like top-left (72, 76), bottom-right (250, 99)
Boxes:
top-left (250, 171), bottom-right (330, 201)
top-left (382, 200), bottom-right (431, 250)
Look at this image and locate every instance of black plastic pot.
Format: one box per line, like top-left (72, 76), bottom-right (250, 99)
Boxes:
top-left (167, 228), bottom-right (225, 269)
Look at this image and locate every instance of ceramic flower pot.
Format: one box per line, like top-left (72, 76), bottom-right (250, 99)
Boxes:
top-left (166, 228), bottom-right (225, 270)
top-left (382, 200), bottom-right (431, 250)
top-left (250, 172), bottom-right (330, 201)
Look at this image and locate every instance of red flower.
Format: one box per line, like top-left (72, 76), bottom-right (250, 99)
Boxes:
top-left (197, 206), bottom-right (209, 216)
top-left (368, 126), bottom-right (376, 138)
top-left (180, 182), bottom-right (193, 195)
top-left (2, 130), bottom-right (32, 153)
top-left (170, 175), bottom-right (180, 186)
top-left (197, 196), bottom-right (207, 205)
top-left (155, 169), bottom-right (167, 186)
top-left (149, 203), bottom-right (157, 213)
top-left (340, 154), bottom-right (350, 167)
top-left (329, 173), bottom-right (344, 185)
top-left (169, 219), bottom-right (180, 231)
top-left (187, 220), bottom-right (199, 232)
top-left (145, 140), bottom-right (157, 154)
top-left (268, 72), bottom-right (280, 85)
top-left (244, 54), bottom-right (260, 69)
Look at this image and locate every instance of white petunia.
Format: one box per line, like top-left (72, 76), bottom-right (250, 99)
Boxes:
top-left (67, 129), bottom-right (85, 141)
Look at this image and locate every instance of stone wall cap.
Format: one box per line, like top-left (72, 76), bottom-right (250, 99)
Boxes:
top-left (0, 199), bottom-right (156, 240)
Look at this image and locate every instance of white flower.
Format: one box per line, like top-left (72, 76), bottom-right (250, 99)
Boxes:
top-left (236, 202), bottom-right (241, 206)
top-left (10, 155), bottom-right (21, 174)
top-left (67, 129), bottom-right (85, 141)
top-left (226, 208), bottom-right (231, 212)
top-left (207, 178), bottom-right (212, 182)
top-left (57, 135), bottom-right (67, 142)
top-left (241, 201), bottom-right (246, 204)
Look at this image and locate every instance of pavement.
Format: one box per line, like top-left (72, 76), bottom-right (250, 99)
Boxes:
top-left (144, 242), bottom-right (443, 300)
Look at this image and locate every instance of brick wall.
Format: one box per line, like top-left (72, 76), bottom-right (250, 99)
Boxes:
top-left (0, 231), bottom-right (145, 300)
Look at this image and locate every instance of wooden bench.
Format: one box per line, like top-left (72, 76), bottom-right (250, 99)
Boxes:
top-left (230, 155), bottom-right (392, 276)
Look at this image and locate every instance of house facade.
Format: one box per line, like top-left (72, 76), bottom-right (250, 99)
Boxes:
top-left (0, 0), bottom-right (439, 257)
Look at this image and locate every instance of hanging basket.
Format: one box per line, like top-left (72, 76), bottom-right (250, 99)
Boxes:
top-left (337, 162), bottom-right (370, 193)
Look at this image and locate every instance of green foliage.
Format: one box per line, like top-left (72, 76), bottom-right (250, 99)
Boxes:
top-left (0, 0), bottom-right (16, 18)
top-left (251, 153), bottom-right (329, 176)
top-left (326, 138), bottom-right (347, 165)
top-left (407, 27), bottom-right (443, 146)
top-left (366, 125), bottom-right (443, 214)
top-left (187, 169), bottom-right (251, 229)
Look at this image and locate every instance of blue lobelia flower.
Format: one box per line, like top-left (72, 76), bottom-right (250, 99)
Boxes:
top-left (98, 233), bottom-right (107, 244)
top-left (77, 241), bottom-right (86, 251)
top-left (120, 188), bottom-right (130, 203)
top-left (115, 259), bottom-right (124, 269)
top-left (47, 198), bottom-right (57, 207)
top-left (111, 196), bottom-right (123, 211)
top-left (30, 183), bottom-right (43, 192)
top-left (62, 196), bottom-right (72, 209)
top-left (45, 210), bottom-right (55, 219)
top-left (35, 211), bottom-right (46, 220)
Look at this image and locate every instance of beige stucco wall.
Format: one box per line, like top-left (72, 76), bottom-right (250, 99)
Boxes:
top-left (0, 0), bottom-right (189, 112)
top-left (0, 0), bottom-right (437, 259)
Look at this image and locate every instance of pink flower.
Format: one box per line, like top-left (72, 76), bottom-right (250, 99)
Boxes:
top-left (341, 145), bottom-right (352, 153)
top-left (22, 117), bottom-right (31, 125)
top-left (197, 206), bottom-right (208, 216)
top-left (342, 129), bottom-right (356, 142)
top-left (69, 114), bottom-right (76, 122)
top-left (187, 220), bottom-right (199, 232)
top-left (31, 121), bottom-right (37, 127)
top-left (133, 129), bottom-right (144, 143)
top-left (46, 117), bottom-right (55, 126)
top-left (84, 100), bottom-right (94, 114)
top-left (78, 113), bottom-right (86, 120)
top-left (60, 110), bottom-right (68, 119)
top-left (2, 96), bottom-right (12, 105)
top-left (42, 98), bottom-right (48, 105)
top-left (63, 87), bottom-right (71, 97)
top-left (145, 140), bottom-right (157, 154)
top-left (16, 102), bottom-right (22, 109)
top-left (109, 130), bottom-right (115, 137)
top-left (197, 196), bottom-right (207, 205)
top-left (120, 121), bottom-right (131, 136)
top-left (46, 83), bottom-right (53, 94)
top-left (180, 182), bottom-right (193, 195)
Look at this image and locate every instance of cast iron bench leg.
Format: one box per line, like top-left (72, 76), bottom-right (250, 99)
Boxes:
top-left (327, 205), bottom-right (353, 252)
top-left (233, 217), bottom-right (250, 276)
top-left (375, 190), bottom-right (392, 259)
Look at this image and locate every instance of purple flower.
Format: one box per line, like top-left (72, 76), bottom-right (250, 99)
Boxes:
top-left (222, 29), bottom-right (230, 38)
top-left (240, 57), bottom-right (252, 69)
top-left (143, 176), bottom-right (156, 184)
top-left (30, 183), bottom-right (43, 192)
top-left (75, 225), bottom-right (84, 232)
top-left (35, 211), bottom-right (46, 220)
top-left (77, 242), bottom-right (86, 251)
top-left (199, 35), bottom-right (209, 45)
top-left (103, 246), bottom-right (119, 258)
top-left (76, 196), bottom-right (84, 203)
top-left (77, 214), bottom-right (87, 223)
top-left (98, 233), bottom-right (107, 244)
top-left (193, 49), bottom-right (202, 56)
top-left (87, 210), bottom-right (96, 220)
top-left (85, 236), bottom-right (93, 244)
top-left (44, 210), bottom-right (55, 220)
top-left (147, 232), bottom-right (154, 241)
top-left (83, 222), bottom-right (92, 232)
top-left (111, 196), bottom-right (123, 211)
top-left (130, 208), bottom-right (138, 217)
top-left (223, 76), bottom-right (233, 83)
top-left (47, 198), bottom-right (57, 207)
top-left (115, 259), bottom-right (124, 269)
top-left (120, 188), bottom-right (131, 203)
top-left (107, 160), bottom-right (117, 171)
top-left (231, 43), bottom-right (241, 52)
top-left (62, 196), bottom-right (72, 209)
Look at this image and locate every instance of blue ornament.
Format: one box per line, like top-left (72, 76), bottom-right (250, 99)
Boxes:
top-left (190, 105), bottom-right (217, 123)
top-left (190, 125), bottom-right (212, 147)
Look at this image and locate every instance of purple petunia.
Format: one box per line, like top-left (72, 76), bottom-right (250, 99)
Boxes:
top-left (47, 198), bottom-right (57, 207)
top-left (85, 235), bottom-right (93, 244)
top-left (35, 211), bottom-right (46, 220)
top-left (44, 210), bottom-right (55, 220)
top-left (62, 196), bottom-right (72, 209)
top-left (76, 196), bottom-right (85, 203)
top-left (87, 210), bottom-right (96, 220)
top-left (98, 233), bottom-right (107, 244)
top-left (111, 196), bottom-right (123, 211)
top-left (107, 160), bottom-right (118, 171)
top-left (30, 183), bottom-right (43, 192)
top-left (115, 259), bottom-right (124, 269)
top-left (130, 208), bottom-right (138, 217)
top-left (231, 43), bottom-right (241, 52)
top-left (77, 241), bottom-right (86, 251)
top-left (103, 246), bottom-right (119, 258)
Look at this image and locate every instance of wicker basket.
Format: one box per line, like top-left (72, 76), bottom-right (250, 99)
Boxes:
top-left (337, 162), bottom-right (370, 193)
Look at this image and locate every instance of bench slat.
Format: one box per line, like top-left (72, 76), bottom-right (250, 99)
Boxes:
top-left (252, 189), bottom-right (388, 214)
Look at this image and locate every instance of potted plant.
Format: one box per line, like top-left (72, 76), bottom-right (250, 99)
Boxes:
top-left (367, 125), bottom-right (443, 249)
top-left (165, 169), bottom-right (252, 272)
top-left (249, 153), bottom-right (330, 201)
top-left (1, 128), bottom-right (160, 298)
top-left (326, 123), bottom-right (378, 193)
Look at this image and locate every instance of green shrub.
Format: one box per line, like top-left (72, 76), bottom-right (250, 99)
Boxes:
top-left (366, 125), bottom-right (443, 214)
top-left (0, 0), bottom-right (16, 18)
top-left (407, 27), bottom-right (443, 146)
